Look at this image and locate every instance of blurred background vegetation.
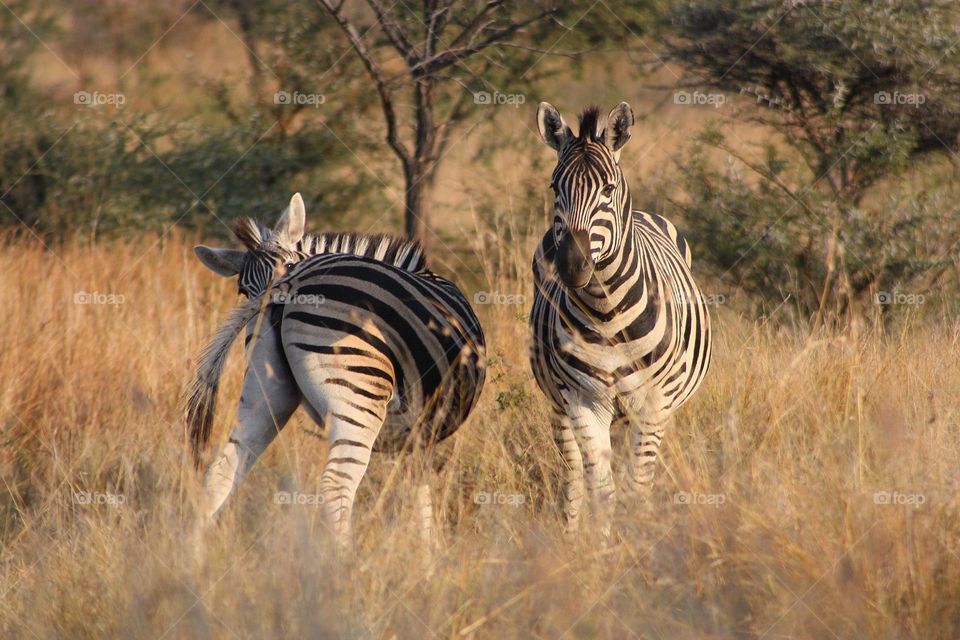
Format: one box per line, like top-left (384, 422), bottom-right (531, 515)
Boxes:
top-left (2, 0), bottom-right (959, 322)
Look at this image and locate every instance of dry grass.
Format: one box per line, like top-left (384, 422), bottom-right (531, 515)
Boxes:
top-left (1, 229), bottom-right (959, 640)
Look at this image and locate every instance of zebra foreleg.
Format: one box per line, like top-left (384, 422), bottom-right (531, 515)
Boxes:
top-left (625, 404), bottom-right (672, 493)
top-left (201, 322), bottom-right (300, 523)
top-left (415, 481), bottom-right (438, 551)
top-left (552, 410), bottom-right (584, 535)
top-left (566, 399), bottom-right (616, 535)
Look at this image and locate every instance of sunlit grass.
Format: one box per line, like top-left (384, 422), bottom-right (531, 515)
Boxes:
top-left (1, 232), bottom-right (958, 639)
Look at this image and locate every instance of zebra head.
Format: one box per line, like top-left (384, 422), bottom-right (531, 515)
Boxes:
top-left (537, 102), bottom-right (635, 289)
top-left (194, 192), bottom-right (306, 297)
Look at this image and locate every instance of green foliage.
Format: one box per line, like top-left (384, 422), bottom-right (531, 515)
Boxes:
top-left (0, 108), bottom-right (382, 239)
top-left (662, 0), bottom-right (960, 318)
top-left (0, 1), bottom-right (385, 239)
top-left (673, 131), bottom-right (960, 318)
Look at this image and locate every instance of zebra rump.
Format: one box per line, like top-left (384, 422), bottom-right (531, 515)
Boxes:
top-left (183, 227), bottom-right (434, 469)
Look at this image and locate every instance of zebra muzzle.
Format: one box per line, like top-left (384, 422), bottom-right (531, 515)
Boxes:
top-left (556, 229), bottom-right (593, 289)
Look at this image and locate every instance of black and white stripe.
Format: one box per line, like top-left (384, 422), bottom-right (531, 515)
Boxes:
top-left (531, 103), bottom-right (712, 533)
top-left (187, 194), bottom-right (485, 545)
top-left (231, 216), bottom-right (428, 299)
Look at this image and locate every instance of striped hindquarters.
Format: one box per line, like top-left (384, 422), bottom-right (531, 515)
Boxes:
top-left (276, 254), bottom-right (485, 451)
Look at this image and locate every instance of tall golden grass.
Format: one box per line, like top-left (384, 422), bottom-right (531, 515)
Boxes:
top-left (1, 228), bottom-right (959, 639)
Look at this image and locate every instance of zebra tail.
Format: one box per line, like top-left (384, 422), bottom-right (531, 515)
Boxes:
top-left (182, 297), bottom-right (263, 470)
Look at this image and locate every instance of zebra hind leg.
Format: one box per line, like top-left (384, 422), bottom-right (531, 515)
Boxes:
top-left (292, 375), bottom-right (389, 551)
top-left (200, 319), bottom-right (301, 524)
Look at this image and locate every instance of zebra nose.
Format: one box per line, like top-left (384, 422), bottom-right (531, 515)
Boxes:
top-left (556, 229), bottom-right (592, 289)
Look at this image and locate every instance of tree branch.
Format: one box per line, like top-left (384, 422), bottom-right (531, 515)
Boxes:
top-left (424, 0), bottom-right (450, 59)
top-left (365, 0), bottom-right (416, 65)
top-left (318, 0), bottom-right (411, 166)
top-left (450, 0), bottom-right (504, 49)
top-left (413, 7), bottom-right (558, 76)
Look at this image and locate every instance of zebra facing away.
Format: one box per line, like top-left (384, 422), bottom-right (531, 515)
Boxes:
top-left (186, 193), bottom-right (486, 546)
top-left (530, 102), bottom-right (712, 534)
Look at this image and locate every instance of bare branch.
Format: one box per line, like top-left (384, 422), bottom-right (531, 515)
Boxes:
top-left (450, 0), bottom-right (505, 50)
top-left (424, 0), bottom-right (450, 59)
top-left (365, 0), bottom-right (416, 64)
top-left (413, 7), bottom-right (559, 76)
top-left (318, 0), bottom-right (411, 166)
top-left (491, 42), bottom-right (602, 58)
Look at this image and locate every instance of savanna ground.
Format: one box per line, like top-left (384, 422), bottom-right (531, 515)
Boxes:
top-left (1, 229), bottom-right (959, 639)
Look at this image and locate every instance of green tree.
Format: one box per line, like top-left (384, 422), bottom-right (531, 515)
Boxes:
top-left (662, 0), bottom-right (960, 319)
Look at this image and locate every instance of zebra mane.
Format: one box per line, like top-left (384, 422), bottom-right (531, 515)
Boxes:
top-left (234, 217), bottom-right (268, 251)
top-left (232, 217), bottom-right (427, 272)
top-left (577, 105), bottom-right (605, 143)
top-left (302, 232), bottom-right (428, 273)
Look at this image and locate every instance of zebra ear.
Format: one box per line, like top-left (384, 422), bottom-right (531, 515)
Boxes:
top-left (194, 245), bottom-right (244, 277)
top-left (275, 192), bottom-right (306, 245)
top-left (537, 102), bottom-right (572, 152)
top-left (605, 102), bottom-right (634, 159)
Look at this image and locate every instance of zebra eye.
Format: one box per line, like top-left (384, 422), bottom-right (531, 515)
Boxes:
top-left (602, 184), bottom-right (615, 196)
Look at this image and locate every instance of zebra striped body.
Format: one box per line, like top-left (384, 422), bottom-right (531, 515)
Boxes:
top-left (531, 103), bottom-right (711, 533)
top-left (273, 252), bottom-right (485, 453)
top-left (531, 211), bottom-right (709, 415)
top-left (188, 194), bottom-right (485, 545)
